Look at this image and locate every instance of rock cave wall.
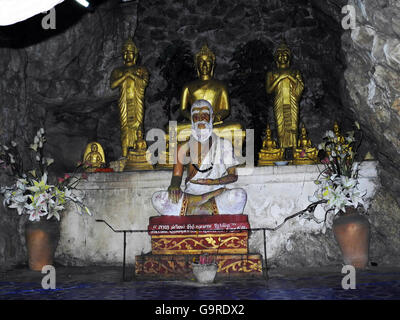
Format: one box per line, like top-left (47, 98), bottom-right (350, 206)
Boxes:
top-left (341, 0), bottom-right (400, 265)
top-left (0, 0), bottom-right (399, 268)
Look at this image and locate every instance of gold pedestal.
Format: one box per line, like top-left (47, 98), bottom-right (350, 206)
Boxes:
top-left (292, 149), bottom-right (318, 165)
top-left (124, 150), bottom-right (154, 171)
top-left (109, 158), bottom-right (127, 172)
top-left (257, 150), bottom-right (284, 166)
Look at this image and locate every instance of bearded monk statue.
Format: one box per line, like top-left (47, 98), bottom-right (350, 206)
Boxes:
top-left (153, 100), bottom-right (247, 216)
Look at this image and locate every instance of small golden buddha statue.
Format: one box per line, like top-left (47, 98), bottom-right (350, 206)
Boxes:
top-left (134, 129), bottom-right (147, 151)
top-left (330, 121), bottom-right (352, 158)
top-left (124, 129), bottom-right (153, 171)
top-left (333, 121), bottom-right (346, 144)
top-left (110, 38), bottom-right (149, 158)
top-left (83, 142), bottom-right (106, 172)
top-left (293, 124), bottom-right (318, 165)
top-left (266, 40), bottom-right (304, 156)
top-left (159, 44), bottom-right (244, 168)
top-left (258, 124), bottom-right (284, 166)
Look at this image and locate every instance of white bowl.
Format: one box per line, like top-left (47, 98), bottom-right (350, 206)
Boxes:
top-left (274, 161), bottom-right (289, 166)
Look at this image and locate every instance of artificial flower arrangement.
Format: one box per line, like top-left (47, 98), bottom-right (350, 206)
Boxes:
top-left (0, 128), bottom-right (91, 222)
top-left (192, 253), bottom-right (216, 265)
top-left (304, 122), bottom-right (367, 228)
top-left (192, 252), bottom-right (218, 284)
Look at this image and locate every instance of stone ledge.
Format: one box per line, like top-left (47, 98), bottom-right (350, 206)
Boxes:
top-left (56, 161), bottom-right (379, 266)
top-left (76, 161), bottom-right (378, 189)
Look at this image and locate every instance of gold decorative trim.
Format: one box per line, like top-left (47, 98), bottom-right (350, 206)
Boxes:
top-left (218, 259), bottom-right (262, 273)
top-left (211, 197), bottom-right (219, 215)
top-left (152, 248), bottom-right (248, 255)
top-left (180, 193), bottom-right (188, 216)
top-left (151, 232), bottom-right (248, 255)
top-left (135, 254), bottom-right (263, 275)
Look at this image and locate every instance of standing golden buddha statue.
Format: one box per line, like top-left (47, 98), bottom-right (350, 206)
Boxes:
top-left (266, 40), bottom-right (304, 158)
top-left (110, 39), bottom-right (152, 170)
top-left (159, 44), bottom-right (244, 168)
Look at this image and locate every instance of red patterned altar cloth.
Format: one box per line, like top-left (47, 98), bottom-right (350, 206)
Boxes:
top-left (135, 215), bottom-right (263, 278)
top-left (135, 254), bottom-right (263, 279)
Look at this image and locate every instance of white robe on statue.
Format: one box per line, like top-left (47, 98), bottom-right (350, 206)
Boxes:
top-left (152, 134), bottom-right (247, 216)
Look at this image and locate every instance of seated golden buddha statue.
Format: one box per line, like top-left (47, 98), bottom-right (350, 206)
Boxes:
top-left (293, 123), bottom-right (318, 165)
top-left (124, 128), bottom-right (153, 171)
top-left (83, 142), bottom-right (106, 172)
top-left (160, 44), bottom-right (244, 168)
top-left (134, 129), bottom-right (147, 151)
top-left (330, 121), bottom-right (352, 158)
top-left (258, 124), bottom-right (284, 166)
top-left (333, 121), bottom-right (346, 144)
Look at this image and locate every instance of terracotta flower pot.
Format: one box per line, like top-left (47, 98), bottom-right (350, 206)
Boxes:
top-left (332, 208), bottom-right (370, 269)
top-left (25, 219), bottom-right (60, 271)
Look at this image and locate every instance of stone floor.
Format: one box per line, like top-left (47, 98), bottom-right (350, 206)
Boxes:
top-left (0, 264), bottom-right (400, 300)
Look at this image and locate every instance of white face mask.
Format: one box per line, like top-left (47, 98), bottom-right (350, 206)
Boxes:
top-left (191, 120), bottom-right (213, 142)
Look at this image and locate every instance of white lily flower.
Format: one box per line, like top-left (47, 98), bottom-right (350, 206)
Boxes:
top-left (325, 130), bottom-right (335, 139)
top-left (341, 176), bottom-right (357, 189)
top-left (1, 128), bottom-right (91, 221)
top-left (329, 174), bottom-right (338, 182)
top-left (28, 208), bottom-right (47, 222)
top-left (16, 180), bottom-right (27, 191)
top-left (8, 197), bottom-right (28, 215)
top-left (46, 158), bottom-right (54, 166)
top-left (345, 136), bottom-right (354, 143)
top-left (47, 209), bottom-right (61, 221)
